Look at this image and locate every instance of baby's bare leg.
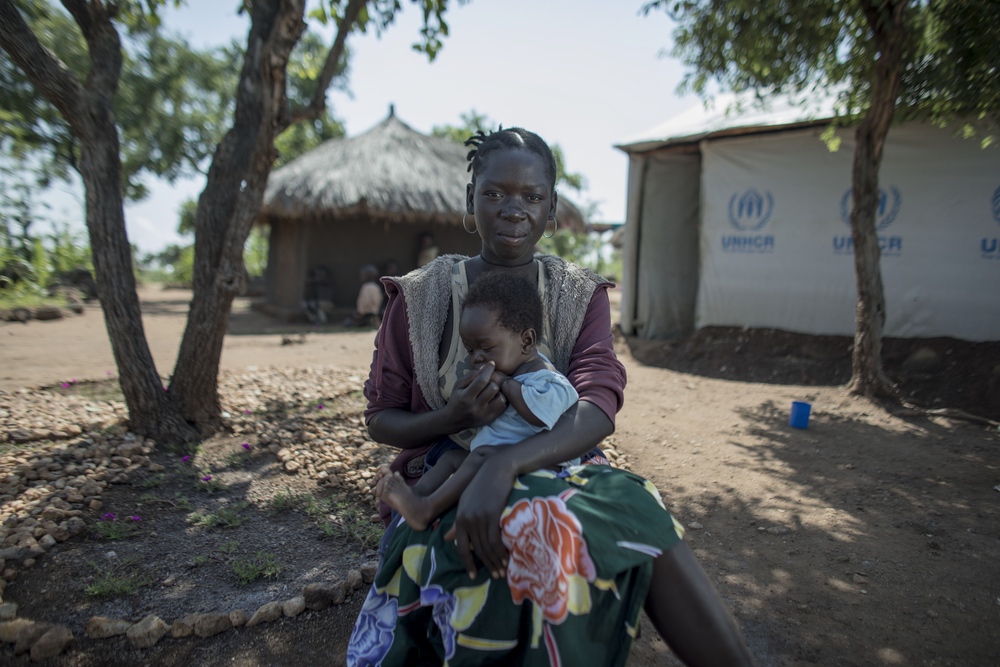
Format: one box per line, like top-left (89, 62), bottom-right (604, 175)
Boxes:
top-left (411, 449), bottom-right (467, 496)
top-left (379, 450), bottom-right (468, 531)
top-left (389, 450), bottom-right (490, 531)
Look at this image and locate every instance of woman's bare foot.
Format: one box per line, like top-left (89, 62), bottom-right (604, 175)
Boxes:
top-left (371, 464), bottom-right (392, 498)
top-left (380, 472), bottom-right (434, 531)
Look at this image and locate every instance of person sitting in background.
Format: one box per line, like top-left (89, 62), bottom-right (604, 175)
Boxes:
top-left (343, 264), bottom-right (383, 328)
top-left (302, 266), bottom-right (333, 324)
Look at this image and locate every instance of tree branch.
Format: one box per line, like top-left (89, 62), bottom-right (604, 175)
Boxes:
top-left (59, 0), bottom-right (92, 37)
top-left (0, 0), bottom-right (85, 127)
top-left (288, 0), bottom-right (368, 125)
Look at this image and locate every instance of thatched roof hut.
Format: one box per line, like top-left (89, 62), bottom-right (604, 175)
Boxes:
top-left (260, 109), bottom-right (587, 316)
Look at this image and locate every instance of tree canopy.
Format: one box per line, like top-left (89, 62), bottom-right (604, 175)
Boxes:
top-left (0, 0), bottom-right (238, 200)
top-left (643, 0), bottom-right (1000, 139)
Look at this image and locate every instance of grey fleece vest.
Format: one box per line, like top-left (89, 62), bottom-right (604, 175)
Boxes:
top-left (393, 254), bottom-right (609, 412)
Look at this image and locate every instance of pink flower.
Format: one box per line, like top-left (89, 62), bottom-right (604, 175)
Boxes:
top-left (501, 493), bottom-right (596, 624)
top-left (130, 515), bottom-right (141, 522)
top-left (241, 443), bottom-right (251, 450)
top-left (202, 475), bottom-right (213, 482)
top-left (316, 403), bottom-right (325, 410)
top-left (60, 382), bottom-right (70, 388)
top-left (182, 455), bottom-right (191, 463)
top-left (244, 409), bottom-right (251, 415)
top-left (101, 513), bottom-right (116, 522)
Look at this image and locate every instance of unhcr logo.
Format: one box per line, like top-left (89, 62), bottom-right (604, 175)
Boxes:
top-left (723, 188), bottom-right (775, 253)
top-left (981, 185), bottom-right (1000, 259)
top-left (834, 186), bottom-right (903, 256)
top-left (728, 189), bottom-right (774, 231)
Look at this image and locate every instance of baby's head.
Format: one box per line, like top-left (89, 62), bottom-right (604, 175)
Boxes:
top-left (459, 272), bottom-right (542, 375)
top-left (359, 264), bottom-right (379, 283)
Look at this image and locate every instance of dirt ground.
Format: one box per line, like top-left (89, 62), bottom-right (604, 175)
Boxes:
top-left (1, 286), bottom-right (998, 666)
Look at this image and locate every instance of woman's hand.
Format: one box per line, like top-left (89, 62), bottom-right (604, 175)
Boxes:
top-left (446, 362), bottom-right (507, 432)
top-left (445, 446), bottom-right (516, 580)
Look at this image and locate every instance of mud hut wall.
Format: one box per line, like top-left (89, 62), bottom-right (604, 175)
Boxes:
top-left (265, 218), bottom-right (307, 310)
top-left (303, 218), bottom-right (482, 308)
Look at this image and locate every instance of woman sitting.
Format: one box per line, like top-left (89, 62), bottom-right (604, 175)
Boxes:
top-left (347, 127), bottom-right (754, 666)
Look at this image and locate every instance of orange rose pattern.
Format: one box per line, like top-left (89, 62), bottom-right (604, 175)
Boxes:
top-left (500, 490), bottom-right (596, 624)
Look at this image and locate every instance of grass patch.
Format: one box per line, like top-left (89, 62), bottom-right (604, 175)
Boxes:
top-left (267, 490), bottom-right (333, 518)
top-left (172, 494), bottom-right (193, 511)
top-left (230, 552), bottom-right (282, 586)
top-left (84, 559), bottom-right (153, 598)
top-left (195, 471), bottom-right (227, 493)
top-left (267, 488), bottom-right (303, 514)
top-left (188, 503), bottom-right (247, 529)
top-left (339, 508), bottom-right (382, 551)
top-left (93, 514), bottom-right (142, 540)
top-left (268, 490), bottom-right (379, 550)
top-left (141, 473), bottom-right (167, 489)
top-left (192, 555), bottom-right (209, 566)
top-left (323, 502), bottom-right (382, 551)
top-left (219, 539), bottom-right (241, 555)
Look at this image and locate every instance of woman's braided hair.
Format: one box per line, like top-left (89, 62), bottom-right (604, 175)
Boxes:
top-left (463, 271), bottom-right (543, 338)
top-left (464, 127), bottom-right (558, 194)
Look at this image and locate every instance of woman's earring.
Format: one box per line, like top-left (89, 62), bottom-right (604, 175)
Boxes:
top-left (463, 212), bottom-right (477, 234)
top-left (543, 215), bottom-right (558, 239)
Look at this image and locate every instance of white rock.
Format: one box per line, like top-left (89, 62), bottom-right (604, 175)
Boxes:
top-left (126, 614), bottom-right (168, 648)
top-left (85, 616), bottom-right (132, 639)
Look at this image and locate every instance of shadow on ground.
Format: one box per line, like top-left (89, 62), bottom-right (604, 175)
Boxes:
top-left (649, 399), bottom-right (1000, 666)
top-left (622, 326), bottom-right (1000, 421)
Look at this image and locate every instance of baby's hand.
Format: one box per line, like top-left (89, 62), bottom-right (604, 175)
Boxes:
top-left (490, 370), bottom-right (510, 390)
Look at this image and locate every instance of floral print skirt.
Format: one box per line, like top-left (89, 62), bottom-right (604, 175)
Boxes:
top-left (347, 466), bottom-right (685, 667)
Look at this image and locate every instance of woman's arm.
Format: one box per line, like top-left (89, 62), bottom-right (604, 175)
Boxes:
top-left (368, 363), bottom-right (507, 448)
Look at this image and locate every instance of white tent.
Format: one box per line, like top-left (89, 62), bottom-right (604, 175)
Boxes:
top-left (615, 95), bottom-right (1000, 342)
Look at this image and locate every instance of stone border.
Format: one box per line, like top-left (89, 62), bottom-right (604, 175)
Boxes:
top-left (0, 562), bottom-right (377, 659)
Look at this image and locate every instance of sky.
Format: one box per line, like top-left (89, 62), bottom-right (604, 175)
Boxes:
top-left (36, 0), bottom-right (706, 254)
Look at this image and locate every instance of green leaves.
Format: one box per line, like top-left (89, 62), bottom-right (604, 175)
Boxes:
top-left (1, 1), bottom-right (235, 200)
top-left (309, 0), bottom-right (466, 62)
top-left (645, 0), bottom-right (999, 138)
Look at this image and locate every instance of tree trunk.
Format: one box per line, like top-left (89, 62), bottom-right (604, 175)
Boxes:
top-left (77, 40), bottom-right (196, 441)
top-left (0, 1), bottom-right (197, 442)
top-left (848, 0), bottom-right (909, 399)
top-left (169, 0), bottom-right (308, 429)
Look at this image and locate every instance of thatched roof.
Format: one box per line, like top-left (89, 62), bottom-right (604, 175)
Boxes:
top-left (263, 109), bottom-right (586, 232)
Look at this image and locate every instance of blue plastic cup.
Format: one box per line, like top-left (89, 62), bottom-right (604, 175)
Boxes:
top-left (789, 401), bottom-right (811, 429)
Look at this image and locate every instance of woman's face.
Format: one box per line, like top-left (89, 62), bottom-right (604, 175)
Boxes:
top-left (459, 305), bottom-right (532, 376)
top-left (466, 148), bottom-right (557, 265)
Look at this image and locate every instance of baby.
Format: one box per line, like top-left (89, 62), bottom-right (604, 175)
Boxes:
top-left (373, 271), bottom-right (578, 531)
